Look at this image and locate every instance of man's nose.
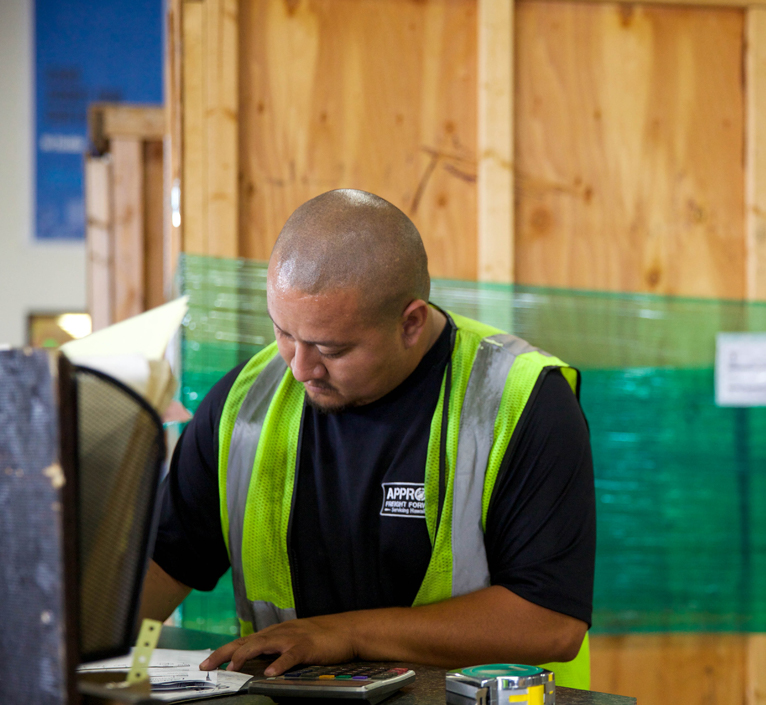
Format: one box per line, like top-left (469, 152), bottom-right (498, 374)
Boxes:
top-left (290, 343), bottom-right (325, 382)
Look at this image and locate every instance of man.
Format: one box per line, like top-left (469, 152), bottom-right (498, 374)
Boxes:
top-left (140, 189), bottom-right (595, 687)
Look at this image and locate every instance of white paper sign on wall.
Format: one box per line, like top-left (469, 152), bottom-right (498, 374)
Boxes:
top-left (715, 333), bottom-right (766, 407)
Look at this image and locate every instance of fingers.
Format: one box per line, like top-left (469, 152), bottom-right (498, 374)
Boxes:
top-left (199, 617), bottom-right (355, 675)
top-left (226, 636), bottom-right (277, 672)
top-left (199, 637), bottom-right (249, 670)
top-left (263, 648), bottom-right (302, 677)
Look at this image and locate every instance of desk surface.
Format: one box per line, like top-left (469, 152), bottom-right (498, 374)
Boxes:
top-left (157, 627), bottom-right (636, 705)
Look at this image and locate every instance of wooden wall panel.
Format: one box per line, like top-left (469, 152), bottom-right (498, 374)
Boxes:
top-left (86, 105), bottom-right (169, 323)
top-left (591, 634), bottom-right (744, 704)
top-left (747, 8), bottom-right (766, 301)
top-left (205, 0), bottom-right (239, 257)
top-left (181, 0), bottom-right (239, 258)
top-left (167, 0), bottom-right (184, 298)
top-left (144, 140), bottom-right (166, 310)
top-left (238, 0), bottom-right (477, 280)
top-left (478, 0), bottom-right (514, 284)
top-left (111, 138), bottom-right (145, 321)
top-left (589, 633), bottom-right (766, 705)
top-left (515, 2), bottom-right (745, 298)
top-left (85, 156), bottom-right (113, 332)
top-left (182, 0), bottom-right (207, 255)
top-left (747, 634), bottom-right (766, 705)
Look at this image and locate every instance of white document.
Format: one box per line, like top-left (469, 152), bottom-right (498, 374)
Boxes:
top-left (60, 297), bottom-right (189, 416)
top-left (716, 333), bottom-right (766, 406)
top-left (61, 296), bottom-right (189, 360)
top-left (68, 354), bottom-right (151, 397)
top-left (78, 648), bottom-right (252, 701)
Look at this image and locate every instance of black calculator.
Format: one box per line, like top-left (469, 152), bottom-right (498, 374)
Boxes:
top-left (248, 663), bottom-right (416, 703)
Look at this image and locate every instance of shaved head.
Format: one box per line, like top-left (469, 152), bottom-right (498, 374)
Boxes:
top-left (269, 189), bottom-right (430, 320)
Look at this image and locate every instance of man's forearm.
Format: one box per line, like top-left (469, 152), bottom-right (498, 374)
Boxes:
top-left (138, 559), bottom-right (192, 623)
top-left (203, 585), bottom-right (587, 674)
top-left (335, 585), bottom-right (584, 667)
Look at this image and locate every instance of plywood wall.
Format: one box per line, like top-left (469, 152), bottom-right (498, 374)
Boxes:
top-left (171, 2), bottom-right (766, 701)
top-left (591, 634), bottom-right (766, 705)
top-left (238, 0), bottom-right (478, 280)
top-left (514, 1), bottom-right (745, 298)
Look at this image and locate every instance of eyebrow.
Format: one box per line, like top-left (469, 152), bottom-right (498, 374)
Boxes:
top-left (268, 311), bottom-right (350, 348)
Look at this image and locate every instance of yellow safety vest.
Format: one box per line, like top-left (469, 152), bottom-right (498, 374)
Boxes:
top-left (218, 311), bottom-right (590, 689)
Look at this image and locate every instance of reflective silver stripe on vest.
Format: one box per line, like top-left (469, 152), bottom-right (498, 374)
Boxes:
top-left (451, 334), bottom-right (549, 596)
top-left (227, 353), bottom-right (290, 630)
top-left (252, 601), bottom-right (297, 630)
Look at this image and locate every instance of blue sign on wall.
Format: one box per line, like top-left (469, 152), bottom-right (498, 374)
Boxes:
top-left (35, 0), bottom-right (163, 241)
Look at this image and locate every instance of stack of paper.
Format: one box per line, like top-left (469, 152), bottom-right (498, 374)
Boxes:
top-left (78, 648), bottom-right (252, 702)
top-left (61, 297), bottom-right (189, 416)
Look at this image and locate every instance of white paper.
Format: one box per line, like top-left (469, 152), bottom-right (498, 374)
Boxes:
top-left (716, 333), bottom-right (766, 407)
top-left (151, 671), bottom-right (253, 702)
top-left (61, 296), bottom-right (189, 361)
top-left (66, 354), bottom-right (151, 398)
top-left (78, 648), bottom-right (252, 702)
top-left (78, 647), bottom-right (212, 673)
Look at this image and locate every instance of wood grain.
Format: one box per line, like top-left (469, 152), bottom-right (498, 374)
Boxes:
top-left (590, 633), bottom-right (758, 705)
top-left (238, 0), bottom-right (477, 279)
top-left (585, 0), bottom-right (766, 7)
top-left (181, 0), bottom-right (238, 258)
top-left (204, 0), bottom-right (239, 257)
top-left (478, 0), bottom-right (514, 284)
top-left (111, 138), bottom-right (145, 321)
top-left (144, 140), bottom-right (165, 310)
top-left (182, 0), bottom-right (206, 255)
top-left (747, 634), bottom-right (766, 705)
top-left (515, 1), bottom-right (745, 299)
top-left (85, 155), bottom-right (113, 331)
top-left (747, 8), bottom-right (766, 301)
top-left (167, 0), bottom-right (184, 293)
top-left (89, 103), bottom-right (165, 155)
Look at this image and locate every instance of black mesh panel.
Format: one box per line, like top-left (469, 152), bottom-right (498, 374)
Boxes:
top-left (76, 366), bottom-right (165, 662)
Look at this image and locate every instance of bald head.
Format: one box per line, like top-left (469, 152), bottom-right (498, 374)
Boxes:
top-left (269, 189), bottom-right (430, 320)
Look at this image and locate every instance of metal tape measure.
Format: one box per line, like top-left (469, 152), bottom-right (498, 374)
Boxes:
top-left (446, 664), bottom-right (555, 705)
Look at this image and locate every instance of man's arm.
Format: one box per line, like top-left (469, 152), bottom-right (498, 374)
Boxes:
top-left (202, 369), bottom-right (593, 675)
top-left (138, 559), bottom-right (192, 623)
top-left (200, 586), bottom-right (586, 674)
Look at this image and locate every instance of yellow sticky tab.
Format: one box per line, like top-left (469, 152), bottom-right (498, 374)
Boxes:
top-left (126, 618), bottom-right (162, 684)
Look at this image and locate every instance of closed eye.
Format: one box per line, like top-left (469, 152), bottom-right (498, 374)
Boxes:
top-left (319, 349), bottom-right (346, 359)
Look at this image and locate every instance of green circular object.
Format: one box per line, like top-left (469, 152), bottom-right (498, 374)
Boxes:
top-left (460, 664), bottom-right (544, 678)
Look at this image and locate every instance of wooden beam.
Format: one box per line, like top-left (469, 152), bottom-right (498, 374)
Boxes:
top-left (560, 0), bottom-right (766, 7)
top-left (747, 634), bottom-right (766, 705)
top-left (84, 155), bottom-right (113, 332)
top-left (747, 7), bottom-right (766, 301)
top-left (111, 138), bottom-right (145, 321)
top-left (89, 104), bottom-right (165, 155)
top-left (204, 0), bottom-right (239, 258)
top-left (166, 0), bottom-right (184, 296)
top-left (180, 0), bottom-right (238, 258)
top-left (144, 140), bottom-right (166, 310)
top-left (478, 0), bottom-right (514, 283)
top-left (182, 0), bottom-right (206, 255)
top-left (591, 633), bottom-right (747, 704)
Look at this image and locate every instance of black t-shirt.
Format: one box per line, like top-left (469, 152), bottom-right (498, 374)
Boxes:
top-left (154, 324), bottom-right (595, 626)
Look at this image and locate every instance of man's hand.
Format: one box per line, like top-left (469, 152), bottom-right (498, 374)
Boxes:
top-left (198, 586), bottom-right (587, 675)
top-left (200, 613), bottom-right (360, 675)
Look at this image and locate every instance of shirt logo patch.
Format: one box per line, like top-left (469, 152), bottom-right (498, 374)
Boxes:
top-left (380, 482), bottom-right (426, 519)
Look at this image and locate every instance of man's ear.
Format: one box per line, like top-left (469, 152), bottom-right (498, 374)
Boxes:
top-left (400, 299), bottom-right (430, 349)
